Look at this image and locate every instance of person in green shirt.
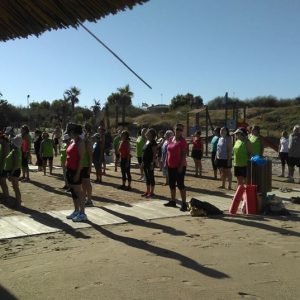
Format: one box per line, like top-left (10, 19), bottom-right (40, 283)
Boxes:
top-left (4, 135), bottom-right (22, 209)
top-left (0, 131), bottom-right (10, 201)
top-left (249, 125), bottom-right (264, 156)
top-left (40, 132), bottom-right (54, 175)
top-left (60, 134), bottom-right (71, 189)
top-left (233, 128), bottom-right (252, 186)
top-left (136, 128), bottom-right (147, 180)
top-left (113, 129), bottom-right (121, 172)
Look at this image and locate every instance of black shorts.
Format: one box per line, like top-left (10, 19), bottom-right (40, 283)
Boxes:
top-left (216, 159), bottom-right (232, 169)
top-left (288, 157), bottom-right (300, 168)
top-left (2, 169), bottom-right (21, 178)
top-left (137, 157), bottom-right (142, 164)
top-left (81, 167), bottom-right (90, 179)
top-left (168, 167), bottom-right (186, 191)
top-left (66, 168), bottom-right (82, 185)
top-left (234, 166), bottom-right (247, 178)
top-left (279, 152), bottom-right (289, 166)
top-left (22, 153), bottom-right (29, 168)
top-left (191, 149), bottom-right (202, 160)
top-left (54, 138), bottom-right (59, 145)
top-left (42, 157), bottom-right (53, 162)
top-left (211, 152), bottom-right (218, 171)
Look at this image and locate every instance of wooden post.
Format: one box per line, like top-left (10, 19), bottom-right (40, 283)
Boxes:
top-left (205, 106), bottom-right (209, 156)
top-left (225, 92), bottom-right (228, 127)
top-left (186, 112), bottom-right (189, 137)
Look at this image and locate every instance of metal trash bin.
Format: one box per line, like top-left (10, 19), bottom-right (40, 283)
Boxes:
top-left (246, 159), bottom-right (272, 194)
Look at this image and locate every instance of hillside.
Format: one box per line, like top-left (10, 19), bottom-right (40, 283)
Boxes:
top-left (129, 105), bottom-right (300, 138)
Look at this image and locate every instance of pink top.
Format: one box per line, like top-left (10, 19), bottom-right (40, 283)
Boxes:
top-left (66, 142), bottom-right (79, 170)
top-left (192, 137), bottom-right (203, 151)
top-left (167, 137), bottom-right (188, 168)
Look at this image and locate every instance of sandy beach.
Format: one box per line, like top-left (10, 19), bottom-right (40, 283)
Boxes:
top-left (0, 152), bottom-right (300, 299)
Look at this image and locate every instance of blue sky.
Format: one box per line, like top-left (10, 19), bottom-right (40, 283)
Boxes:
top-left (1, 0), bottom-right (299, 109)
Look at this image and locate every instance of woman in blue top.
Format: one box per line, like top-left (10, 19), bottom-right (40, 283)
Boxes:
top-left (211, 127), bottom-right (220, 179)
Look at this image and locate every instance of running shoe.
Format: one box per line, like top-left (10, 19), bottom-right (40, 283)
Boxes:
top-left (141, 192), bottom-right (149, 197)
top-left (164, 201), bottom-right (177, 207)
top-left (146, 193), bottom-right (154, 198)
top-left (180, 203), bottom-right (188, 212)
top-left (72, 212), bottom-right (87, 222)
top-left (85, 200), bottom-right (93, 207)
top-left (66, 211), bottom-right (79, 219)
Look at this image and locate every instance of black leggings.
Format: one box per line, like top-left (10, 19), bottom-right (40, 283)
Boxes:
top-left (120, 158), bottom-right (131, 183)
top-left (144, 164), bottom-right (155, 186)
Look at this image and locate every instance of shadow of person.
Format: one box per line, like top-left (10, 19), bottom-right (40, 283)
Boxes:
top-left (86, 220), bottom-right (229, 279)
top-left (19, 206), bottom-right (90, 239)
top-left (0, 284), bottom-right (17, 300)
top-left (217, 214), bottom-right (300, 237)
top-left (28, 179), bottom-right (71, 197)
top-left (100, 206), bottom-right (186, 236)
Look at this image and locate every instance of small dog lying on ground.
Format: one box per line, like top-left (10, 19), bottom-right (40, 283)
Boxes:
top-left (188, 198), bottom-right (223, 216)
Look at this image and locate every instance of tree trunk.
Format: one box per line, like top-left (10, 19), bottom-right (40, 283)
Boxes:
top-left (121, 104), bottom-right (125, 125)
top-left (105, 107), bottom-right (110, 129)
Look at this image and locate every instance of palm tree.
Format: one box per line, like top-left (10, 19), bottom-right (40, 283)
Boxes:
top-left (91, 98), bottom-right (101, 121)
top-left (107, 92), bottom-right (121, 127)
top-left (117, 84), bottom-right (133, 125)
top-left (64, 86), bottom-right (80, 115)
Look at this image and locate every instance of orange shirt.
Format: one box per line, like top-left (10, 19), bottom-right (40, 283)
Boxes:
top-left (119, 141), bottom-right (130, 159)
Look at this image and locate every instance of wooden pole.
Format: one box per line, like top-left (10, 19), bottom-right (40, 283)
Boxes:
top-left (225, 92), bottom-right (228, 127)
top-left (186, 112), bottom-right (189, 137)
top-left (205, 106), bottom-right (209, 156)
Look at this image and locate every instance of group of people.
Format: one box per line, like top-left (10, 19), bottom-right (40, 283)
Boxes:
top-left (1, 121), bottom-right (300, 221)
top-left (112, 124), bottom-right (188, 211)
top-left (209, 124), bottom-right (300, 189)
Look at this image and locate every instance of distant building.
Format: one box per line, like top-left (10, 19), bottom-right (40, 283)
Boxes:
top-left (147, 104), bottom-right (169, 113)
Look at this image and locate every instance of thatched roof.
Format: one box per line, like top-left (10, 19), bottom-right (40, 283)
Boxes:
top-left (0, 0), bottom-right (149, 42)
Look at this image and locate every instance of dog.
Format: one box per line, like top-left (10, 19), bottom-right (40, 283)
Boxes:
top-left (188, 198), bottom-right (223, 216)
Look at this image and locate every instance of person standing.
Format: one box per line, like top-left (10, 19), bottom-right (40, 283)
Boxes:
top-left (40, 132), bottom-right (54, 175)
top-left (216, 127), bottom-right (233, 190)
top-left (97, 125), bottom-right (106, 178)
top-left (161, 130), bottom-right (174, 186)
top-left (65, 123), bottom-right (87, 222)
top-left (141, 128), bottom-right (157, 198)
top-left (249, 125), bottom-right (264, 156)
top-left (287, 125), bottom-right (300, 183)
top-left (191, 130), bottom-right (203, 177)
top-left (33, 130), bottom-right (43, 171)
top-left (156, 130), bottom-right (165, 171)
top-left (82, 124), bottom-right (93, 207)
top-left (113, 129), bottom-right (121, 172)
top-left (118, 130), bottom-right (132, 190)
top-left (211, 127), bottom-right (221, 179)
top-left (164, 123), bottom-right (188, 211)
top-left (232, 128), bottom-right (252, 186)
top-left (278, 131), bottom-right (289, 177)
top-left (52, 125), bottom-right (62, 157)
top-left (60, 134), bottom-right (71, 189)
top-left (0, 130), bottom-right (10, 201)
top-left (3, 135), bottom-right (22, 208)
top-left (136, 128), bottom-right (147, 180)
top-left (20, 125), bottom-right (31, 181)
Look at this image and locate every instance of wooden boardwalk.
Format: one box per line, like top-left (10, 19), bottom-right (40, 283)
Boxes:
top-left (0, 188), bottom-right (299, 241)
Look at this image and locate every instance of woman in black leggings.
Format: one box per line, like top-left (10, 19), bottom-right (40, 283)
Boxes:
top-left (141, 128), bottom-right (157, 198)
